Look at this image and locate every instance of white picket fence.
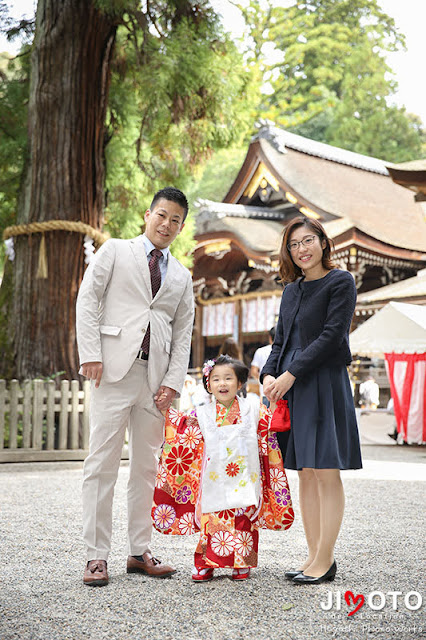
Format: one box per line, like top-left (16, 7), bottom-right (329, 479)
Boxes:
top-left (0, 379), bottom-right (92, 462)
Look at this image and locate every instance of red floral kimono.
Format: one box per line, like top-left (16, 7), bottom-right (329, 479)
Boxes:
top-left (152, 399), bottom-right (294, 569)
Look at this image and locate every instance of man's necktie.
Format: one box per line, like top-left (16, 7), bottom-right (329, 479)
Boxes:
top-left (141, 249), bottom-right (162, 354)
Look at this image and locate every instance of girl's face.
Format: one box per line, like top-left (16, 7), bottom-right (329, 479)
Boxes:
top-left (208, 364), bottom-right (242, 408)
top-left (288, 225), bottom-right (326, 276)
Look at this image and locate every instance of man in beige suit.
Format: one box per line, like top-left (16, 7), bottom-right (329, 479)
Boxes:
top-left (76, 187), bottom-right (194, 586)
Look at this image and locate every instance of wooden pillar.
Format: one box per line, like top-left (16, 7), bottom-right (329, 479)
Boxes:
top-left (193, 303), bottom-right (204, 369)
top-left (236, 299), bottom-right (243, 359)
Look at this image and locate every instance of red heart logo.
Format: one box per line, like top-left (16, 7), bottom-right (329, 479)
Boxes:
top-left (345, 590), bottom-right (365, 616)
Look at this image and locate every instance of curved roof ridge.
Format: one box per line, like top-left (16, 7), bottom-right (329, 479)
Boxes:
top-left (195, 199), bottom-right (285, 220)
top-left (253, 121), bottom-right (389, 176)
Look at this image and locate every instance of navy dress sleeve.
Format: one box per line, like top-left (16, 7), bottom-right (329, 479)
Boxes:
top-left (287, 270), bottom-right (356, 378)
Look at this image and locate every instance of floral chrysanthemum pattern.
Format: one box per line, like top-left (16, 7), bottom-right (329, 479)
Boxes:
top-left (166, 444), bottom-right (192, 477)
top-left (217, 509), bottom-right (234, 521)
top-left (275, 487), bottom-right (290, 507)
top-left (234, 531), bottom-right (253, 557)
top-left (269, 468), bottom-right (288, 491)
top-left (175, 485), bottom-right (191, 503)
top-left (153, 504), bottom-right (176, 530)
top-left (178, 512), bottom-right (196, 535)
top-left (155, 464), bottom-right (167, 488)
top-left (226, 462), bottom-right (240, 477)
top-left (168, 407), bottom-right (182, 426)
top-left (210, 530), bottom-right (235, 557)
top-left (268, 432), bottom-right (279, 449)
top-left (179, 423), bottom-right (202, 450)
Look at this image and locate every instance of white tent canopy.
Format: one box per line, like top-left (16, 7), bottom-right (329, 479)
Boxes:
top-left (350, 302), bottom-right (426, 357)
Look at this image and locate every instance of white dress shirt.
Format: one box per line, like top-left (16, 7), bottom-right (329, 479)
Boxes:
top-left (141, 234), bottom-right (169, 284)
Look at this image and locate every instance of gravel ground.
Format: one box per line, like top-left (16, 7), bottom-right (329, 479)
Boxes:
top-left (1, 445), bottom-right (425, 640)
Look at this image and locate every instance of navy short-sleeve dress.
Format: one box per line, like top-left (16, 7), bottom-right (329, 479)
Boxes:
top-left (276, 276), bottom-right (362, 470)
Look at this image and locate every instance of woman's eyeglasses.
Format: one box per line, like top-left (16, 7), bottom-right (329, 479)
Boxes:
top-left (287, 235), bottom-right (318, 253)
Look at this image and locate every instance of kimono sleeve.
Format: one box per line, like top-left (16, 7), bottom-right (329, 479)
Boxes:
top-left (152, 408), bottom-right (203, 535)
top-left (257, 404), bottom-right (294, 531)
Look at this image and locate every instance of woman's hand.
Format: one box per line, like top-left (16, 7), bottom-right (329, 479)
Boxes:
top-left (267, 371), bottom-right (296, 403)
top-left (263, 375), bottom-right (276, 401)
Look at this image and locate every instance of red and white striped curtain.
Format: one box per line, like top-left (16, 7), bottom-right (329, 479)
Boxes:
top-left (202, 302), bottom-right (235, 337)
top-left (241, 296), bottom-right (281, 333)
top-left (201, 296), bottom-right (281, 337)
top-left (385, 353), bottom-right (426, 445)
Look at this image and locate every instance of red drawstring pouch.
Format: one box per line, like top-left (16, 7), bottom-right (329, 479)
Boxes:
top-left (270, 399), bottom-right (291, 432)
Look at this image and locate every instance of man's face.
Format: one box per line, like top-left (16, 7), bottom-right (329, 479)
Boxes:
top-left (144, 198), bottom-right (186, 249)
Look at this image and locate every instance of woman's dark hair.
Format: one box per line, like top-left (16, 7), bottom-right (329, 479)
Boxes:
top-left (202, 355), bottom-right (249, 393)
top-left (279, 216), bottom-right (336, 283)
top-left (218, 337), bottom-right (242, 360)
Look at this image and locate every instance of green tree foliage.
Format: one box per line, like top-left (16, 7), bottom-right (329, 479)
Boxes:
top-left (0, 1), bottom-right (257, 268)
top-left (0, 0), bottom-right (424, 266)
top-left (0, 50), bottom-right (29, 256)
top-left (238, 0), bottom-right (424, 162)
top-left (185, 145), bottom-right (247, 205)
top-left (104, 4), bottom-right (256, 263)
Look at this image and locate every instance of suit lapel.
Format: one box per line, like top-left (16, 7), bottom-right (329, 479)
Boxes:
top-left (129, 236), bottom-right (152, 294)
top-left (129, 236), bottom-right (178, 300)
top-left (154, 254), bottom-right (176, 301)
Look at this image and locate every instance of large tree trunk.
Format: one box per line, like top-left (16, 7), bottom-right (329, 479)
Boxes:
top-left (8, 0), bottom-right (117, 379)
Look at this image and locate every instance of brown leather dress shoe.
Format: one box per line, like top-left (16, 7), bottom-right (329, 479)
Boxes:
top-left (83, 559), bottom-right (109, 587)
top-left (127, 552), bottom-right (177, 578)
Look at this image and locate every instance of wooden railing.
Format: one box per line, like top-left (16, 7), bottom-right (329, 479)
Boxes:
top-left (0, 379), bottom-right (92, 462)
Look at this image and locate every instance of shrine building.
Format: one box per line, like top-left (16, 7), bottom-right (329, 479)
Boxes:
top-left (191, 123), bottom-right (426, 368)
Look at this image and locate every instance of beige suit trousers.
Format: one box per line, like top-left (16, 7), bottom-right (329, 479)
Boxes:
top-left (82, 359), bottom-right (164, 561)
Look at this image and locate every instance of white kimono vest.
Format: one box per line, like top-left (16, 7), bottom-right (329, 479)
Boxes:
top-left (196, 397), bottom-right (262, 513)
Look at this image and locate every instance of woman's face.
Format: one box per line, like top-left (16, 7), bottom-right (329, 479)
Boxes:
top-left (288, 225), bottom-right (326, 274)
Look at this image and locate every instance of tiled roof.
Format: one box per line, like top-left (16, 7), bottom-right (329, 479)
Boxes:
top-left (357, 269), bottom-right (426, 303)
top-left (322, 217), bottom-right (356, 238)
top-left (195, 203), bottom-right (283, 255)
top-left (254, 121), bottom-right (389, 175)
top-left (255, 126), bottom-right (426, 253)
top-left (387, 159), bottom-right (426, 172)
top-left (195, 199), bottom-right (285, 222)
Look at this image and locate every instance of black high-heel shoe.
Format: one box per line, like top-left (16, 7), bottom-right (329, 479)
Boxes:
top-left (284, 569), bottom-right (303, 580)
top-left (292, 561), bottom-right (337, 585)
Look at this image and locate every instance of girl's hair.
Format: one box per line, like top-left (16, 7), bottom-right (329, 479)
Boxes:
top-left (218, 337), bottom-right (242, 360)
top-left (202, 355), bottom-right (249, 393)
top-left (279, 216), bottom-right (337, 283)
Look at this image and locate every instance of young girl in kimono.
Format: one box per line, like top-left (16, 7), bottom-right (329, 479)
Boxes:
top-left (152, 355), bottom-right (294, 582)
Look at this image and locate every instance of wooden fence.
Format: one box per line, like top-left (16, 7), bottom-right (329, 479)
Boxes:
top-left (0, 379), bottom-right (93, 462)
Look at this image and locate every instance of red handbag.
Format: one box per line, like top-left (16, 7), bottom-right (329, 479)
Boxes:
top-left (270, 399), bottom-right (291, 432)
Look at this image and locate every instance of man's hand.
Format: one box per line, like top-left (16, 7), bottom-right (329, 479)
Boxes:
top-left (154, 386), bottom-right (177, 412)
top-left (81, 362), bottom-right (103, 388)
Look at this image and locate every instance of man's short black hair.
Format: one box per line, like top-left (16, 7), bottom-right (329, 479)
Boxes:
top-left (150, 187), bottom-right (189, 221)
top-left (269, 326), bottom-right (276, 341)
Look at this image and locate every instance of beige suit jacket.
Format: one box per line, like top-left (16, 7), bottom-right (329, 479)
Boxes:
top-left (76, 235), bottom-right (194, 394)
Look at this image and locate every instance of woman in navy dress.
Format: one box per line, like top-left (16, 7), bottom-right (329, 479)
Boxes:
top-left (262, 217), bottom-right (362, 585)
